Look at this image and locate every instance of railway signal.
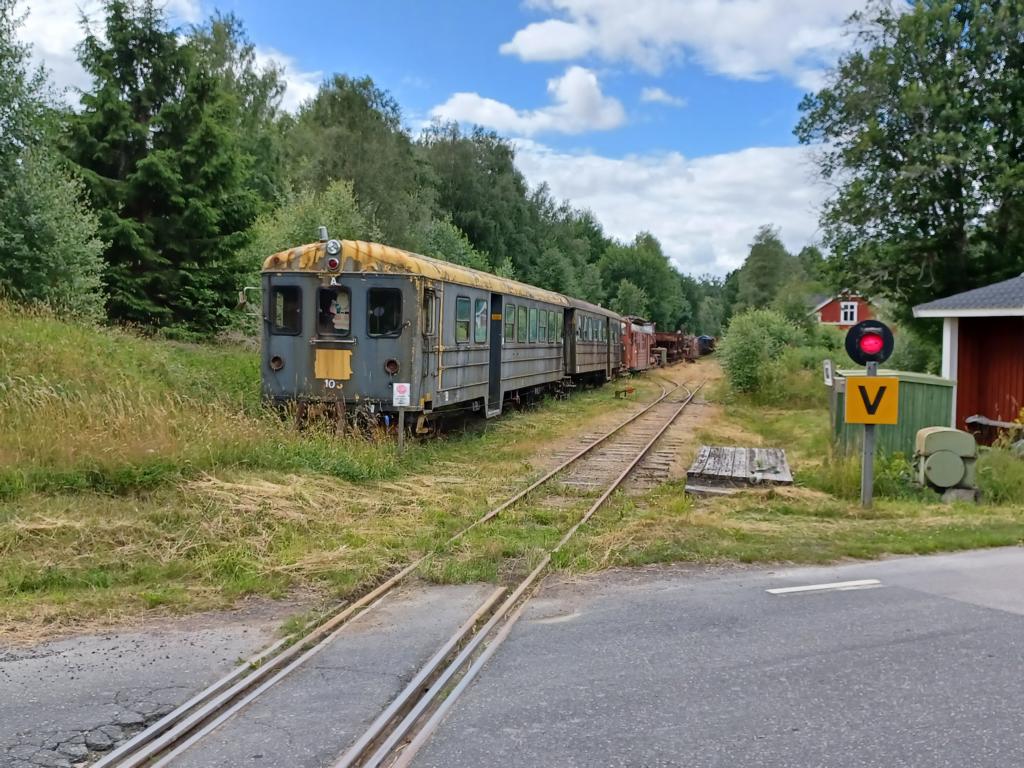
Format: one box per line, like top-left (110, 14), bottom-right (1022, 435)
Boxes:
top-left (844, 320), bottom-right (897, 509)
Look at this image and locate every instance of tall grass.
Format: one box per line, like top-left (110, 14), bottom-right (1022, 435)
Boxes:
top-left (0, 305), bottom-right (402, 497)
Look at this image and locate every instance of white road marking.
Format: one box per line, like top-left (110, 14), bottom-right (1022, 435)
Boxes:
top-left (766, 579), bottom-right (882, 595)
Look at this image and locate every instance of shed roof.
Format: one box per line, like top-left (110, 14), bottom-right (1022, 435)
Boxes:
top-left (913, 273), bottom-right (1024, 318)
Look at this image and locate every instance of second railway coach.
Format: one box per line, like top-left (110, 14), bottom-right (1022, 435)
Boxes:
top-left (565, 297), bottom-right (623, 382)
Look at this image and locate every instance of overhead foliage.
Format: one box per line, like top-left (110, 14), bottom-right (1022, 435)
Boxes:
top-left (0, 0), bottom-right (106, 320)
top-left (283, 75), bottom-right (433, 247)
top-left (796, 0), bottom-right (1024, 318)
top-left (66, 0), bottom-right (264, 334)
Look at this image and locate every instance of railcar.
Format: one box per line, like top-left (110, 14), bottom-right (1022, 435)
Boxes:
top-left (621, 316), bottom-right (656, 373)
top-left (261, 235), bottom-right (623, 429)
top-left (565, 297), bottom-right (623, 383)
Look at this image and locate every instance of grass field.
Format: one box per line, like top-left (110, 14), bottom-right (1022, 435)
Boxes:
top-left (561, 364), bottom-right (1024, 571)
top-left (0, 304), bottom-right (662, 640)
top-left (3, 305), bottom-right (1022, 641)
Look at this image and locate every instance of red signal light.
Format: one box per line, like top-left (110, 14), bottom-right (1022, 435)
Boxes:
top-left (326, 257), bottom-right (340, 271)
top-left (858, 332), bottom-right (884, 355)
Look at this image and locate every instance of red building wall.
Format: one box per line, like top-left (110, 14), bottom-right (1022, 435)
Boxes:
top-left (817, 295), bottom-right (875, 330)
top-left (956, 317), bottom-right (1024, 431)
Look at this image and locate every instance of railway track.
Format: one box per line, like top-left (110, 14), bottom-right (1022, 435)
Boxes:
top-left (94, 375), bottom-right (704, 768)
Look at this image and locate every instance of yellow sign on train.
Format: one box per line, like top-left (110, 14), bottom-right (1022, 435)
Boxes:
top-left (845, 377), bottom-right (899, 425)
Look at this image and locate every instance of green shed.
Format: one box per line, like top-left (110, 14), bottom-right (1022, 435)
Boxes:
top-left (832, 369), bottom-right (954, 457)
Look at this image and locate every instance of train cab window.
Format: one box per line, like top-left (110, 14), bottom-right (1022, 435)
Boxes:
top-left (317, 287), bottom-right (350, 336)
top-left (271, 286), bottom-right (302, 335)
top-left (422, 289), bottom-right (437, 336)
top-left (529, 308), bottom-right (538, 342)
top-left (517, 305), bottom-right (528, 343)
top-left (367, 287), bottom-right (402, 336)
top-left (538, 309), bottom-right (547, 342)
top-left (474, 299), bottom-right (488, 343)
top-left (455, 296), bottom-right (471, 343)
top-left (504, 304), bottom-right (516, 341)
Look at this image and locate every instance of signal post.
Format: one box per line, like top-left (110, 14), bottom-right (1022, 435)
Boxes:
top-left (843, 320), bottom-right (897, 508)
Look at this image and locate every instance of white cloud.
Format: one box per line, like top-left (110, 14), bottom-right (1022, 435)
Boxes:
top-left (431, 65), bottom-right (625, 136)
top-left (640, 86), bottom-right (686, 107)
top-left (512, 140), bottom-right (827, 275)
top-left (253, 47), bottom-right (322, 112)
top-left (19, 0), bottom-right (202, 97)
top-left (501, 0), bottom-right (865, 87)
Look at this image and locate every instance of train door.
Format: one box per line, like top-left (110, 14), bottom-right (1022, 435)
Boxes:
top-left (487, 293), bottom-right (503, 415)
top-left (605, 317), bottom-right (613, 380)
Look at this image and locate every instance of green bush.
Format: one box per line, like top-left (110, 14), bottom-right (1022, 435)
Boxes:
top-left (719, 309), bottom-right (804, 394)
top-left (977, 448), bottom-right (1024, 505)
top-left (803, 452), bottom-right (928, 501)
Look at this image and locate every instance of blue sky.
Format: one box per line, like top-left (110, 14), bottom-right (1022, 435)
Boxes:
top-left (27, 0), bottom-right (869, 274)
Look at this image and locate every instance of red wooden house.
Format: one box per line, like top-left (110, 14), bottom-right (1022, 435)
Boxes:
top-left (808, 291), bottom-right (876, 331)
top-left (914, 273), bottom-right (1024, 436)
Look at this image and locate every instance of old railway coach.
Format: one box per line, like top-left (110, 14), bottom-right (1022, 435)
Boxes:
top-left (262, 237), bottom-right (623, 427)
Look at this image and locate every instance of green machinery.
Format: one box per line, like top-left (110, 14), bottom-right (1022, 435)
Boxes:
top-left (913, 427), bottom-right (979, 500)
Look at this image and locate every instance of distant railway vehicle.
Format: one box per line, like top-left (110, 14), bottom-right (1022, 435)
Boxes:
top-left (655, 330), bottom-right (698, 364)
top-left (622, 316), bottom-right (656, 372)
top-left (261, 235), bottom-right (628, 430)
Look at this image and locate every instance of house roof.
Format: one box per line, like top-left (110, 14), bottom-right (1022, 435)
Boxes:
top-left (807, 290), bottom-right (867, 315)
top-left (913, 273), bottom-right (1024, 318)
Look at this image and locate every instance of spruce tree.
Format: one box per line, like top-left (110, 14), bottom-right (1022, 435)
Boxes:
top-left (66, 0), bottom-right (257, 333)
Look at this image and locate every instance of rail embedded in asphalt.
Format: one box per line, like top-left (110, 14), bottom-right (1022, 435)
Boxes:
top-left (94, 372), bottom-right (703, 768)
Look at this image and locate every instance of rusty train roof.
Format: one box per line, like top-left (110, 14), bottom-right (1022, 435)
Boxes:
top-left (263, 239), bottom-right (571, 306)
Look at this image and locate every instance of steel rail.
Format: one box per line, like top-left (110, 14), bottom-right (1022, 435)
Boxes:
top-left (336, 380), bottom-right (705, 768)
top-left (96, 373), bottom-right (683, 768)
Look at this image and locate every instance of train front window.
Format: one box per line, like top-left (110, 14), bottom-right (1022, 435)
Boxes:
top-left (271, 286), bottom-right (301, 335)
top-left (455, 297), bottom-right (471, 343)
top-left (367, 288), bottom-right (402, 336)
top-left (504, 304), bottom-right (516, 341)
top-left (317, 287), bottom-right (350, 336)
top-left (474, 299), bottom-right (488, 343)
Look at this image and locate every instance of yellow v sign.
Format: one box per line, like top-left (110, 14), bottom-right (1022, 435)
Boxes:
top-left (845, 377), bottom-right (899, 425)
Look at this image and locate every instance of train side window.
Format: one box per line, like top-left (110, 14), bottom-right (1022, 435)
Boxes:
top-left (556, 313), bottom-right (563, 343)
top-left (367, 287), bottom-right (402, 336)
top-left (517, 305), bottom-right (528, 343)
top-left (504, 304), bottom-right (516, 341)
top-left (455, 296), bottom-right (471, 343)
top-left (547, 311), bottom-right (555, 342)
top-left (538, 309), bottom-right (547, 342)
top-left (422, 289), bottom-right (437, 336)
top-left (529, 308), bottom-right (538, 342)
top-left (318, 287), bottom-right (350, 336)
top-left (474, 299), bottom-right (488, 343)
top-left (271, 286), bottom-right (302, 335)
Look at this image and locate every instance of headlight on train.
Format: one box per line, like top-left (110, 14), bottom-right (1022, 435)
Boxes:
top-left (325, 239), bottom-right (341, 256)
top-left (269, 355), bottom-right (285, 371)
top-left (384, 359), bottom-right (400, 375)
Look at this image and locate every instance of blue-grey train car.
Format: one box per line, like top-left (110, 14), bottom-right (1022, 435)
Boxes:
top-left (261, 238), bottom-right (571, 423)
top-left (565, 297), bottom-right (624, 382)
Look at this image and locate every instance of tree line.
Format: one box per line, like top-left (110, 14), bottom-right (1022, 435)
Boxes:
top-left (0, 0), bottom-right (727, 338)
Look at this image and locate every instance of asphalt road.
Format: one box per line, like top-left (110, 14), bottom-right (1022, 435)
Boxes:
top-left (411, 547), bottom-right (1024, 768)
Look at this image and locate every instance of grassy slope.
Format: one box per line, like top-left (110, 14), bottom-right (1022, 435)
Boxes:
top-left (0, 306), bottom-right (659, 639)
top-left (562, 362), bottom-right (1024, 571)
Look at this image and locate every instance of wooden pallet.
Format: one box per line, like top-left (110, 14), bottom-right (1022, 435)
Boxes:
top-left (686, 446), bottom-right (793, 496)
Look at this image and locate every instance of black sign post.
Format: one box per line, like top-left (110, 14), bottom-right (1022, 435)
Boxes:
top-left (844, 320), bottom-right (895, 508)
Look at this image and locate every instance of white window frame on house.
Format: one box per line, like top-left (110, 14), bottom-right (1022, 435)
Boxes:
top-left (840, 301), bottom-right (858, 324)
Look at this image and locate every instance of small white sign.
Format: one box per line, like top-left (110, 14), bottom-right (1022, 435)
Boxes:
top-left (392, 382), bottom-right (411, 407)
top-left (823, 358), bottom-right (834, 387)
